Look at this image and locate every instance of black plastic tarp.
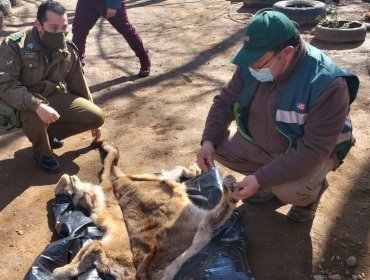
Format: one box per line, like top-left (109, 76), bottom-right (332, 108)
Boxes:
top-left (24, 168), bottom-right (255, 280)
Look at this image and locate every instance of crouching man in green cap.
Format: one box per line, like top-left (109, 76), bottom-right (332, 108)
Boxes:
top-left (197, 11), bottom-right (359, 222)
top-left (0, 0), bottom-right (105, 173)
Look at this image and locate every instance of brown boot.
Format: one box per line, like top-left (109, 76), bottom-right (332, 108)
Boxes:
top-left (287, 179), bottom-right (329, 222)
top-left (287, 204), bottom-right (316, 222)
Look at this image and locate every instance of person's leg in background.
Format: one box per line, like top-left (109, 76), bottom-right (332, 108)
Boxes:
top-left (72, 0), bottom-right (101, 65)
top-left (106, 0), bottom-right (151, 77)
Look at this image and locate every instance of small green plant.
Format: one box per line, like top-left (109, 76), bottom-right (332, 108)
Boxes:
top-left (315, 10), bottom-right (350, 29)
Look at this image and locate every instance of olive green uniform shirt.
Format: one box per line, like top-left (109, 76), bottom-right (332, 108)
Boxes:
top-left (0, 26), bottom-right (92, 112)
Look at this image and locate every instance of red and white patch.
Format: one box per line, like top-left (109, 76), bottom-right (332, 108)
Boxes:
top-left (296, 102), bottom-right (306, 111)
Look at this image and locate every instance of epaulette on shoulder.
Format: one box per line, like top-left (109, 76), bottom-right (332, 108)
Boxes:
top-left (7, 31), bottom-right (24, 42)
top-left (66, 40), bottom-right (79, 53)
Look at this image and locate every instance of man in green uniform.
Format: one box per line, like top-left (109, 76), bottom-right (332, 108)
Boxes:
top-left (0, 0), bottom-right (105, 173)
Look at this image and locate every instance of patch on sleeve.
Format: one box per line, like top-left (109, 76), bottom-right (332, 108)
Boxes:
top-left (8, 32), bottom-right (24, 42)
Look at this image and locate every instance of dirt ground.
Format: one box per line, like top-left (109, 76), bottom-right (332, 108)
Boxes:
top-left (0, 0), bottom-right (369, 279)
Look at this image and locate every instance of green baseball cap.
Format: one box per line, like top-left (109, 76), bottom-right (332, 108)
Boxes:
top-left (231, 11), bottom-right (297, 66)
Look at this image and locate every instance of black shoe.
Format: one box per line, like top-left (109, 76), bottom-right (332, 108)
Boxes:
top-left (33, 152), bottom-right (61, 173)
top-left (47, 129), bottom-right (64, 149)
top-left (138, 66), bottom-right (150, 78)
top-left (49, 136), bottom-right (64, 149)
top-left (138, 54), bottom-right (151, 78)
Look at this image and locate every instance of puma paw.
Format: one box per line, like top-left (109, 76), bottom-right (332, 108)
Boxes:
top-left (187, 163), bottom-right (201, 177)
top-left (222, 175), bottom-right (237, 192)
top-left (52, 267), bottom-right (70, 280)
top-left (179, 163), bottom-right (201, 179)
top-left (222, 175), bottom-right (238, 203)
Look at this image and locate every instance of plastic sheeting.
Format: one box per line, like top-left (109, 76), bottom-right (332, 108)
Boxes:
top-left (24, 168), bottom-right (255, 280)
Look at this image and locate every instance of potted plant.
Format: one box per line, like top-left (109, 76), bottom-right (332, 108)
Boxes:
top-left (314, 9), bottom-right (367, 43)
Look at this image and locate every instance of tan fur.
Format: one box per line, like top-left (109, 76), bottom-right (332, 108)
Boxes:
top-left (53, 141), bottom-right (238, 280)
top-left (53, 141), bottom-right (136, 280)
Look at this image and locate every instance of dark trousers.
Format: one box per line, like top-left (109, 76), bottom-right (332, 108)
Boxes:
top-left (72, 0), bottom-right (149, 66)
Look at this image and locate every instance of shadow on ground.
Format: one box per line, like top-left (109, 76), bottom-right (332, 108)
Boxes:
top-left (0, 145), bottom-right (96, 212)
top-left (238, 199), bottom-right (313, 280)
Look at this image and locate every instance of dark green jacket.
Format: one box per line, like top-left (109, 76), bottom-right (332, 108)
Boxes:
top-left (234, 44), bottom-right (359, 160)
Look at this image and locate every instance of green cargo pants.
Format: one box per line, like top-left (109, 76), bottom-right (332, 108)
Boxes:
top-left (21, 92), bottom-right (105, 156)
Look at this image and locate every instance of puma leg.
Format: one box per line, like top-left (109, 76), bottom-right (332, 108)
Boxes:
top-left (53, 241), bottom-right (106, 280)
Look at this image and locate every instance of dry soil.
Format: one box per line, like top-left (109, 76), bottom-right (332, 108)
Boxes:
top-left (0, 0), bottom-right (369, 280)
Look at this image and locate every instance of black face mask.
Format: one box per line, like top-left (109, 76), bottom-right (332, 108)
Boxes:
top-left (41, 30), bottom-right (68, 50)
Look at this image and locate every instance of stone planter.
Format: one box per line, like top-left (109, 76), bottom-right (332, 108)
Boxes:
top-left (314, 21), bottom-right (367, 43)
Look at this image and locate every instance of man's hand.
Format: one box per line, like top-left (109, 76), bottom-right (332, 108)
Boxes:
top-left (91, 128), bottom-right (101, 140)
top-left (197, 140), bottom-right (215, 172)
top-left (106, 8), bottom-right (117, 18)
top-left (35, 103), bottom-right (60, 124)
top-left (231, 175), bottom-right (260, 201)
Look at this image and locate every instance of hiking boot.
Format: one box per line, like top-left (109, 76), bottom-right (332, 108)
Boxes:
top-left (138, 54), bottom-right (151, 78)
top-left (49, 136), bottom-right (64, 149)
top-left (138, 65), bottom-right (150, 78)
top-left (33, 152), bottom-right (61, 173)
top-left (287, 204), bottom-right (316, 222)
top-left (287, 180), bottom-right (328, 222)
top-left (244, 188), bottom-right (275, 203)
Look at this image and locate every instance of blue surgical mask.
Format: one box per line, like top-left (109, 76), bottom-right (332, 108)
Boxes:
top-left (248, 67), bottom-right (274, 82)
top-left (248, 51), bottom-right (283, 82)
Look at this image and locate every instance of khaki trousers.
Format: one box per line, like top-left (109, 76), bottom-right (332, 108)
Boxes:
top-left (215, 129), bottom-right (337, 207)
top-left (21, 92), bottom-right (105, 156)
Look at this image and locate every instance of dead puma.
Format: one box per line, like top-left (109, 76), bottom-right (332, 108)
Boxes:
top-left (53, 141), bottom-right (238, 280)
top-left (53, 142), bottom-right (136, 280)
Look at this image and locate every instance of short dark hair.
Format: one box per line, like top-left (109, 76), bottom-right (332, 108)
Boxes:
top-left (270, 31), bottom-right (301, 53)
top-left (37, 0), bottom-right (66, 24)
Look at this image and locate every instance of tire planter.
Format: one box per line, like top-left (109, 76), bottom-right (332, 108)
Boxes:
top-left (243, 0), bottom-right (280, 8)
top-left (314, 21), bottom-right (367, 43)
top-left (0, 0), bottom-right (11, 16)
top-left (272, 0), bottom-right (326, 26)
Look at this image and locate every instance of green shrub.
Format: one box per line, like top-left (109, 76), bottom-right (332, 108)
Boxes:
top-left (315, 10), bottom-right (350, 29)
